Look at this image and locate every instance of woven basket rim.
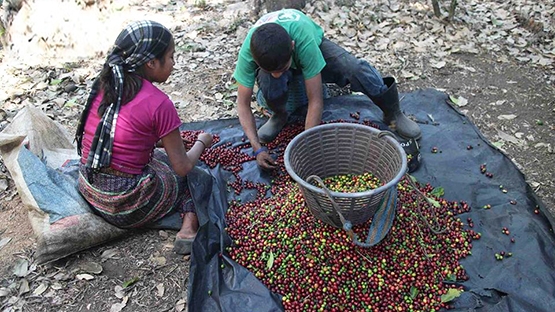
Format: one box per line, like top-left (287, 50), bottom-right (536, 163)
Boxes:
top-left (284, 123), bottom-right (408, 197)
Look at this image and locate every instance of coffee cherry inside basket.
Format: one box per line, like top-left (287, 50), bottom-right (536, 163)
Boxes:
top-left (313, 172), bottom-right (384, 193)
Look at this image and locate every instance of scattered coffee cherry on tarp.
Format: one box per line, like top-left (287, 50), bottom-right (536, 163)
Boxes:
top-left (180, 121), bottom-right (477, 311)
top-left (226, 176), bottom-right (474, 311)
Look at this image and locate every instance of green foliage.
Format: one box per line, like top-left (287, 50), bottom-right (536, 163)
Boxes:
top-left (431, 187), bottom-right (445, 197)
top-left (65, 98), bottom-right (77, 107)
top-left (176, 42), bottom-right (204, 53)
top-left (493, 141), bottom-right (505, 148)
top-left (266, 251), bottom-right (275, 270)
top-left (427, 197), bottom-right (441, 208)
top-left (122, 276), bottom-right (140, 288)
top-left (50, 79), bottom-right (63, 86)
top-left (441, 288), bottom-right (462, 303)
top-left (446, 273), bottom-right (457, 282)
top-left (410, 286), bottom-right (419, 299)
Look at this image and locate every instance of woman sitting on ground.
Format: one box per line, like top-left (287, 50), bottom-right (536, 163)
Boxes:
top-left (74, 20), bottom-right (211, 255)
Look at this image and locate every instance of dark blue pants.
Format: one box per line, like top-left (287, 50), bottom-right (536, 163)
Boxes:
top-left (256, 38), bottom-right (387, 111)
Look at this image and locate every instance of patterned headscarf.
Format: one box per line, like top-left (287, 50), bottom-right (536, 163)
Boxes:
top-left (75, 20), bottom-right (173, 170)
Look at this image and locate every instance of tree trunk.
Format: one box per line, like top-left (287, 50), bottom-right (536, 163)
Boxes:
top-left (1, 0), bottom-right (25, 48)
top-left (254, 0), bottom-right (307, 17)
top-left (431, 0), bottom-right (441, 18)
top-left (448, 0), bottom-right (458, 20)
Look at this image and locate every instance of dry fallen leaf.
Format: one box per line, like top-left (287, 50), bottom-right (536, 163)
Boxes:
top-left (431, 61), bottom-right (447, 69)
top-left (498, 114), bottom-right (518, 120)
top-left (0, 237), bottom-right (12, 251)
top-left (33, 283), bottom-right (48, 296)
top-left (150, 256), bottom-right (167, 267)
top-left (76, 274), bottom-right (95, 281)
top-left (156, 283), bottom-right (165, 297)
top-left (497, 130), bottom-right (525, 146)
top-left (51, 282), bottom-right (63, 290)
top-left (0, 287), bottom-right (10, 297)
top-left (13, 259), bottom-right (29, 277)
top-left (19, 279), bottom-right (30, 296)
top-left (0, 176), bottom-right (8, 191)
top-left (401, 70), bottom-right (416, 79)
top-left (114, 285), bottom-right (125, 299)
top-left (110, 296), bottom-right (129, 312)
top-left (79, 261), bottom-right (103, 275)
top-left (449, 95), bottom-right (469, 107)
top-left (175, 299), bottom-right (186, 312)
top-left (101, 249), bottom-right (119, 261)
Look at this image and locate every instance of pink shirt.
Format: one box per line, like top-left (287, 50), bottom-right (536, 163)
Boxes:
top-left (81, 80), bottom-right (182, 174)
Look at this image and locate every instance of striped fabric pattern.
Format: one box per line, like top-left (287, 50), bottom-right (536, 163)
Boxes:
top-left (78, 150), bottom-right (193, 228)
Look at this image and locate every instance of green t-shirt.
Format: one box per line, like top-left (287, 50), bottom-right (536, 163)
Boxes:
top-left (233, 9), bottom-right (326, 88)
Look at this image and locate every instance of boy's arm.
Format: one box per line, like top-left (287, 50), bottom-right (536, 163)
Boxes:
top-left (236, 84), bottom-right (262, 152)
top-left (304, 73), bottom-right (324, 130)
top-left (236, 84), bottom-right (277, 170)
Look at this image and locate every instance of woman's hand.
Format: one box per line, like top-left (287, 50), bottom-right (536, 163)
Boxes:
top-left (197, 133), bottom-right (213, 148)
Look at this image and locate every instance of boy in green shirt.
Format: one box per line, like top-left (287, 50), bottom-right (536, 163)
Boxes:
top-left (233, 9), bottom-right (421, 170)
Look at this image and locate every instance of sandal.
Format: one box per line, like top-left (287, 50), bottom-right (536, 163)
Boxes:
top-left (173, 237), bottom-right (195, 255)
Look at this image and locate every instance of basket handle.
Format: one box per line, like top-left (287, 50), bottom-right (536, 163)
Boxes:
top-left (306, 175), bottom-right (351, 229)
top-left (306, 175), bottom-right (398, 248)
top-left (304, 129), bottom-right (397, 217)
top-left (378, 131), bottom-right (447, 234)
top-left (303, 132), bottom-right (405, 247)
top-left (377, 130), bottom-right (397, 139)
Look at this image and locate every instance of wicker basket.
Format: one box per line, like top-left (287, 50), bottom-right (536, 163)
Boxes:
top-left (284, 123), bottom-right (407, 228)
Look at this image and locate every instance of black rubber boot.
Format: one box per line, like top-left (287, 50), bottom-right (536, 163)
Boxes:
top-left (257, 96), bottom-right (289, 144)
top-left (370, 77), bottom-right (422, 140)
top-left (258, 112), bottom-right (288, 143)
top-left (397, 136), bottom-right (422, 173)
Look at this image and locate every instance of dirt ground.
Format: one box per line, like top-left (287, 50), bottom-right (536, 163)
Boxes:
top-left (0, 0), bottom-right (553, 311)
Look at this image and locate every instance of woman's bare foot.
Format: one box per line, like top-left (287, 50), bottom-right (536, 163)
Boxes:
top-left (173, 212), bottom-right (199, 255)
top-left (176, 212), bottom-right (198, 240)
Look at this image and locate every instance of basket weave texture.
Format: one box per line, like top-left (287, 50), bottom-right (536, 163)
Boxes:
top-left (284, 123), bottom-right (407, 228)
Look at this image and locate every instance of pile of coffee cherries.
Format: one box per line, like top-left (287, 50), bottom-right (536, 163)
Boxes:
top-left (316, 173), bottom-right (383, 193)
top-left (184, 121), bottom-right (475, 311)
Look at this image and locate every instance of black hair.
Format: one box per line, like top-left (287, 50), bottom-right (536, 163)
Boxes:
top-left (96, 38), bottom-right (172, 116)
top-left (75, 20), bottom-right (174, 156)
top-left (250, 23), bottom-right (292, 71)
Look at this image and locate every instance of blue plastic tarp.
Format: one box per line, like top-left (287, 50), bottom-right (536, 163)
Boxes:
top-left (183, 89), bottom-right (555, 312)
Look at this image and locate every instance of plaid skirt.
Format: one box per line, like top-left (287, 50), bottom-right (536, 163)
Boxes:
top-left (78, 150), bottom-right (194, 228)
